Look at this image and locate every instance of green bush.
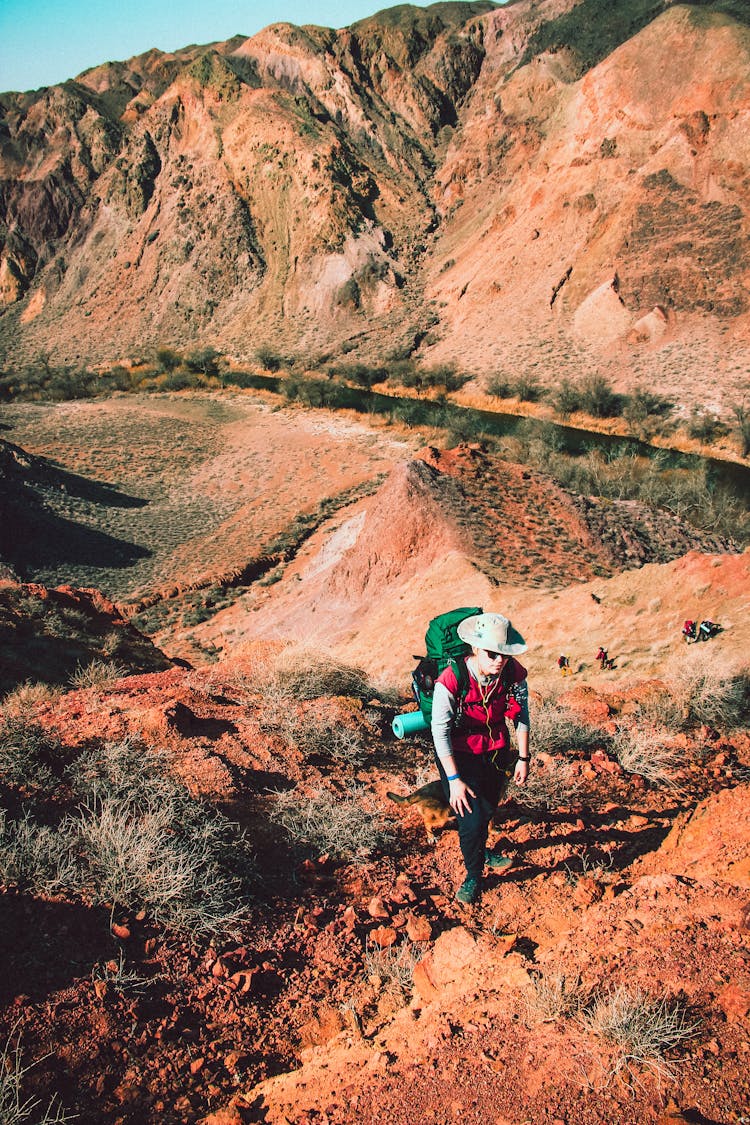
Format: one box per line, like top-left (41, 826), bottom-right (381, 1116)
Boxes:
top-left (552, 379), bottom-right (583, 417)
top-left (687, 407), bottom-right (730, 443)
top-left (486, 374), bottom-right (513, 399)
top-left (163, 369), bottom-right (202, 391)
top-left (732, 400), bottom-right (750, 457)
top-left (185, 346), bottom-right (220, 376)
top-left (578, 374), bottom-right (624, 418)
top-left (623, 386), bottom-right (674, 435)
top-left (514, 374), bottom-right (545, 402)
top-left (256, 345), bottom-right (286, 372)
top-left (331, 362), bottom-right (388, 387)
top-left (155, 347), bottom-right (182, 374)
top-left (387, 361), bottom-right (469, 393)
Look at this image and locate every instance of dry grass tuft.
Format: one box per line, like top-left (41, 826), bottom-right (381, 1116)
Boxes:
top-left (513, 756), bottom-right (580, 810)
top-left (250, 644), bottom-right (373, 703)
top-left (363, 936), bottom-right (421, 998)
top-left (665, 652), bottom-right (750, 730)
top-left (610, 723), bottom-right (685, 790)
top-left (523, 969), bottom-right (586, 1025)
top-left (530, 696), bottom-right (605, 754)
top-left (0, 737), bottom-right (254, 938)
top-left (270, 784), bottom-right (393, 862)
top-left (69, 659), bottom-right (125, 691)
top-left (579, 985), bottom-right (699, 1088)
top-left (1, 681), bottom-right (64, 716)
top-left (0, 1025), bottom-right (74, 1123)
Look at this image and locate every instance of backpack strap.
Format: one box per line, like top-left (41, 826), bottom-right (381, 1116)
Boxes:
top-left (449, 656), bottom-right (471, 726)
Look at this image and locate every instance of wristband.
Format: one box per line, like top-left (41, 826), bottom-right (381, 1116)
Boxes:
top-left (517, 757), bottom-right (530, 763)
top-left (446, 773), bottom-right (460, 781)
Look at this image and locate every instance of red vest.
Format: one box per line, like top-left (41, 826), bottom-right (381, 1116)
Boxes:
top-left (437, 657), bottom-right (527, 756)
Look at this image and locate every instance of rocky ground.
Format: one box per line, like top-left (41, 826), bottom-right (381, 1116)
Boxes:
top-left (0, 650), bottom-right (748, 1125)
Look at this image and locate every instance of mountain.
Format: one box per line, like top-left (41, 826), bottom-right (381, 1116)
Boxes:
top-left (1, 0), bottom-right (749, 414)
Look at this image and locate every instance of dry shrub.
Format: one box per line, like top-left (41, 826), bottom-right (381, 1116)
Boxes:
top-left (69, 659), bottom-right (125, 691)
top-left (610, 723), bottom-right (685, 790)
top-left (226, 643), bottom-right (400, 707)
top-left (579, 985), bottom-right (698, 1088)
top-left (530, 696), bottom-right (605, 754)
top-left (628, 685), bottom-right (684, 732)
top-left (523, 969), bottom-right (586, 1025)
top-left (0, 1024), bottom-right (74, 1124)
top-left (1, 681), bottom-right (63, 716)
top-left (91, 951), bottom-right (154, 997)
top-left (0, 717), bottom-right (69, 789)
top-left (363, 937), bottom-right (420, 998)
top-left (253, 644), bottom-right (373, 702)
top-left (0, 738), bottom-right (254, 939)
top-left (71, 794), bottom-right (251, 937)
top-left (513, 756), bottom-right (580, 810)
top-left (0, 810), bottom-right (78, 893)
top-left (67, 736), bottom-right (175, 804)
top-left (665, 651), bottom-right (750, 729)
top-left (262, 706), bottom-right (370, 767)
top-left (270, 785), bottom-right (393, 862)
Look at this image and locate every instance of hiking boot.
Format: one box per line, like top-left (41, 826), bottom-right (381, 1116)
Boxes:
top-left (455, 876), bottom-right (481, 904)
top-left (485, 850), bottom-right (514, 872)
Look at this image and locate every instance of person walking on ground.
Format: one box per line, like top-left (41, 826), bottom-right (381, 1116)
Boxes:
top-left (557, 654), bottom-right (571, 676)
top-left (431, 612), bottom-right (530, 905)
top-left (682, 620), bottom-right (697, 644)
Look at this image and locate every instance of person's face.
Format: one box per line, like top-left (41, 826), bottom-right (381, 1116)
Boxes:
top-left (475, 648), bottom-right (509, 677)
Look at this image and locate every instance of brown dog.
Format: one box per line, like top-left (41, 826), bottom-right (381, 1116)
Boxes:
top-left (386, 780), bottom-right (454, 843)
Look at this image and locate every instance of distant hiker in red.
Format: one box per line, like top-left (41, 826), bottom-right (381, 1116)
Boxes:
top-left (682, 620), bottom-right (697, 643)
top-left (596, 646), bottom-right (607, 665)
top-left (431, 612), bottom-right (530, 906)
top-left (557, 654), bottom-right (571, 676)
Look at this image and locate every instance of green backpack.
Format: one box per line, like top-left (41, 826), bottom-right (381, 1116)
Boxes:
top-left (411, 606), bottom-right (483, 724)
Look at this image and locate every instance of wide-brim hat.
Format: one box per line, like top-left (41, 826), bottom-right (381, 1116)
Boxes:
top-left (457, 612), bottom-right (527, 655)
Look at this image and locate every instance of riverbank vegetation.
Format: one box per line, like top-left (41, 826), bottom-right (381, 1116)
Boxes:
top-left (2, 348), bottom-right (748, 547)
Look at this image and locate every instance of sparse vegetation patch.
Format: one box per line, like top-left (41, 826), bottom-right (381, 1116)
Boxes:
top-left (0, 735), bottom-right (254, 938)
top-left (270, 785), bottom-right (393, 862)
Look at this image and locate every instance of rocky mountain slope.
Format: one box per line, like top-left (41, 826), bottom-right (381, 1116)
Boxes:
top-left (2, 1), bottom-right (750, 417)
top-left (184, 444), bottom-right (746, 684)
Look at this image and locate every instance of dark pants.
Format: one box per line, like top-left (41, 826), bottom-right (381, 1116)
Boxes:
top-left (436, 750), bottom-right (512, 880)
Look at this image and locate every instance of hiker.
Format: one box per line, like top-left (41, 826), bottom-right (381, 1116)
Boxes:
top-left (431, 612), bottom-right (530, 905)
top-left (682, 620), bottom-right (697, 644)
top-left (595, 645), bottom-right (608, 666)
top-left (698, 619), bottom-right (721, 642)
top-left (557, 654), bottom-right (571, 676)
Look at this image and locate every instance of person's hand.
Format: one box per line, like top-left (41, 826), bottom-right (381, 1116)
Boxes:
top-left (448, 778), bottom-right (476, 816)
top-left (514, 758), bottom-right (529, 786)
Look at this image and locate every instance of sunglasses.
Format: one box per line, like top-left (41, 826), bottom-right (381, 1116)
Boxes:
top-left (484, 650), bottom-right (508, 661)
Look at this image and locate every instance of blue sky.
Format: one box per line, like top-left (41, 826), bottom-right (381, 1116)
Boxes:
top-left (0, 0), bottom-right (457, 94)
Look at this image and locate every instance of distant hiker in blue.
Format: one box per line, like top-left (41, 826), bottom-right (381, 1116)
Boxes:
top-left (431, 612), bottom-right (530, 905)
